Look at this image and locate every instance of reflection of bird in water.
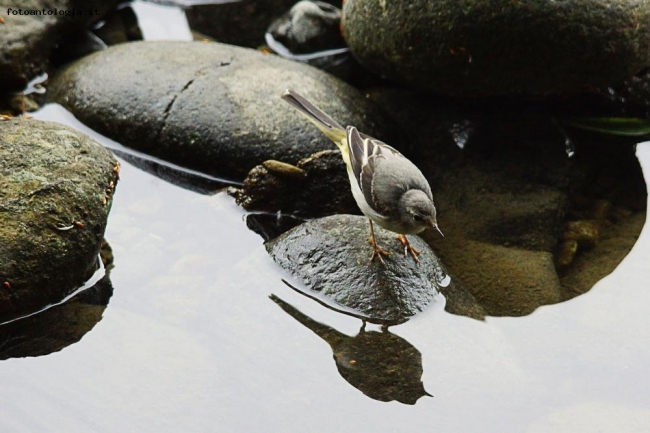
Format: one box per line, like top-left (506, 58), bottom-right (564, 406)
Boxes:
top-left (270, 294), bottom-right (431, 405)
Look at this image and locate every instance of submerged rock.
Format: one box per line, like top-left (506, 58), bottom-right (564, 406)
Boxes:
top-left (0, 119), bottom-right (118, 322)
top-left (48, 41), bottom-right (390, 181)
top-left (437, 241), bottom-right (562, 316)
top-left (560, 212), bottom-right (646, 300)
top-left (342, 0), bottom-right (650, 96)
top-left (266, 214), bottom-right (481, 322)
top-left (0, 0), bottom-right (120, 92)
top-left (370, 88), bottom-right (646, 316)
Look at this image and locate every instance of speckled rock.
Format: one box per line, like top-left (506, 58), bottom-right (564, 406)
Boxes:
top-left (48, 40), bottom-right (391, 181)
top-left (0, 119), bottom-right (118, 322)
top-left (266, 214), bottom-right (483, 323)
top-left (342, 0), bottom-right (650, 96)
top-left (437, 240), bottom-right (562, 316)
top-left (0, 0), bottom-right (120, 92)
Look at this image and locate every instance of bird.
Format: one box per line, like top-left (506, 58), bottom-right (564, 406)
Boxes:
top-left (281, 89), bottom-right (443, 265)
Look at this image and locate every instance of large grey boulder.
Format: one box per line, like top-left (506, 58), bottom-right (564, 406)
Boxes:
top-left (48, 41), bottom-right (392, 181)
top-left (0, 119), bottom-right (118, 322)
top-left (342, 0), bottom-right (650, 96)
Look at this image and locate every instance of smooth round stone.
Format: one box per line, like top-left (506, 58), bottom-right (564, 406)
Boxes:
top-left (48, 41), bottom-right (391, 180)
top-left (342, 0), bottom-right (650, 96)
top-left (266, 214), bottom-right (447, 323)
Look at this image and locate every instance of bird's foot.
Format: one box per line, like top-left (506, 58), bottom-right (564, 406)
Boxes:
top-left (368, 237), bottom-right (390, 266)
top-left (397, 234), bottom-right (421, 262)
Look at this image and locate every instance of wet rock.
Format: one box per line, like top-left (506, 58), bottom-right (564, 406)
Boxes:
top-left (232, 149), bottom-right (357, 217)
top-left (265, 1), bottom-right (374, 86)
top-left (563, 220), bottom-right (600, 249)
top-left (92, 5), bottom-right (142, 46)
top-left (551, 68), bottom-right (650, 120)
top-left (0, 119), bottom-right (119, 322)
top-left (435, 240), bottom-right (562, 317)
top-left (371, 88), bottom-right (645, 316)
top-left (244, 213), bottom-right (305, 242)
top-left (556, 240), bottom-right (579, 268)
top-left (186, 0), bottom-right (341, 49)
top-left (52, 4), bottom-right (145, 70)
top-left (560, 211), bottom-right (646, 300)
top-left (48, 40), bottom-right (391, 181)
top-left (268, 1), bottom-right (345, 55)
top-left (267, 214), bottom-right (457, 323)
top-left (0, 0), bottom-right (120, 92)
top-left (342, 0), bottom-right (650, 96)
top-left (442, 278), bottom-right (486, 321)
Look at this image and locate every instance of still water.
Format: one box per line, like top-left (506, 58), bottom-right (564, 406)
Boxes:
top-left (2, 3), bottom-right (650, 432)
top-left (0, 106), bottom-right (647, 433)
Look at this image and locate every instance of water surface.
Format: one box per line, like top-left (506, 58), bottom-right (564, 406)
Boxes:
top-left (0, 104), bottom-right (648, 432)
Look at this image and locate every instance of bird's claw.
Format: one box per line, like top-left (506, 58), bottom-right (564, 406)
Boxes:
top-left (397, 234), bottom-right (421, 262)
top-left (369, 237), bottom-right (390, 266)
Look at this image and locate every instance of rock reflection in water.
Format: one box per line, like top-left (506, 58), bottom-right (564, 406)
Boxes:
top-left (244, 213), bottom-right (304, 242)
top-left (111, 149), bottom-right (232, 195)
top-left (270, 294), bottom-right (431, 405)
top-left (0, 272), bottom-right (114, 360)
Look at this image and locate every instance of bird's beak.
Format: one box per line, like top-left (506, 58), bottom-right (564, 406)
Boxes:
top-left (432, 223), bottom-right (444, 238)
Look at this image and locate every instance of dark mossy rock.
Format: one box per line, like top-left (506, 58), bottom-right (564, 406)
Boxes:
top-left (48, 40), bottom-right (392, 181)
top-left (0, 0), bottom-right (120, 92)
top-left (0, 119), bottom-right (118, 322)
top-left (342, 0), bottom-right (650, 96)
top-left (266, 214), bottom-right (483, 322)
top-left (232, 149), bottom-right (358, 217)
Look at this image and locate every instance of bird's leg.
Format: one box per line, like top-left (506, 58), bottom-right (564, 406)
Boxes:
top-left (368, 220), bottom-right (390, 265)
top-left (397, 234), bottom-right (421, 262)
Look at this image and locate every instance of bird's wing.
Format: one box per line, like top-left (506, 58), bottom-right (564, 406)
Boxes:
top-left (346, 126), bottom-right (402, 215)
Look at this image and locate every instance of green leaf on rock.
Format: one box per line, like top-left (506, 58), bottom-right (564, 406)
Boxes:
top-left (561, 117), bottom-right (650, 137)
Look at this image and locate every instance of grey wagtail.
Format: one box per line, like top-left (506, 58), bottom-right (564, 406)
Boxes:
top-left (282, 89), bottom-right (443, 265)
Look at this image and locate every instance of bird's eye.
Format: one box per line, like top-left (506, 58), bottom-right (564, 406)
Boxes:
top-left (413, 214), bottom-right (423, 222)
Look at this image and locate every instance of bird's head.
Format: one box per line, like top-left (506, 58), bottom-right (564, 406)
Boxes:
top-left (398, 190), bottom-right (443, 236)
